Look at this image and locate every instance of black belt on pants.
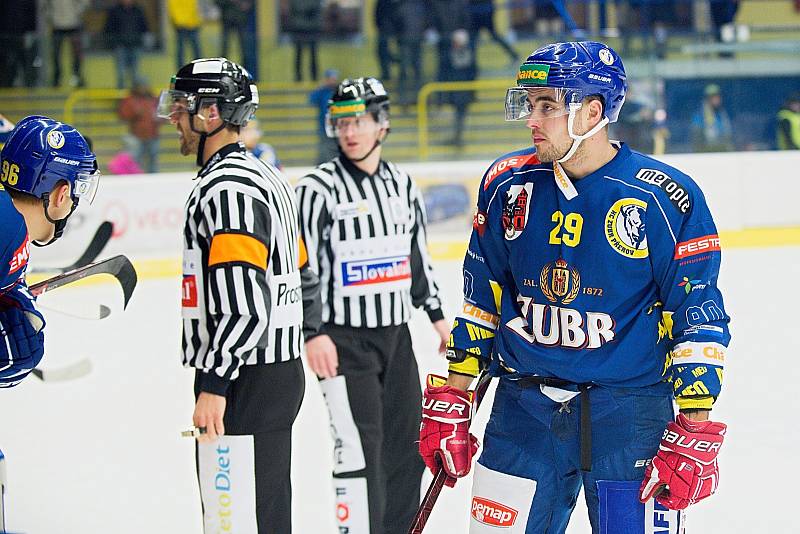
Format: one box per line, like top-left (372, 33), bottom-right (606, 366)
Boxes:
top-left (516, 376), bottom-right (594, 472)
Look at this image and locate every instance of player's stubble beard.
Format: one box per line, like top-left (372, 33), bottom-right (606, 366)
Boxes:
top-left (532, 114), bottom-right (590, 164)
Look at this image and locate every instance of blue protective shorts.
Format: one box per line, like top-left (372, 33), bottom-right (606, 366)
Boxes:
top-left (471, 378), bottom-right (674, 534)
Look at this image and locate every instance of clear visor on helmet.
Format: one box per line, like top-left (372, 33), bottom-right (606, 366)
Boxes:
top-left (72, 168), bottom-right (100, 205)
top-left (325, 100), bottom-right (389, 138)
top-left (504, 87), bottom-right (583, 121)
top-left (156, 90), bottom-right (196, 120)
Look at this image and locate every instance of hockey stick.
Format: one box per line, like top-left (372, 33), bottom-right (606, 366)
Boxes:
top-left (31, 359), bottom-right (92, 382)
top-left (29, 221), bottom-right (114, 274)
top-left (29, 255), bottom-right (137, 309)
top-left (38, 302), bottom-right (111, 321)
top-left (408, 370), bottom-right (493, 534)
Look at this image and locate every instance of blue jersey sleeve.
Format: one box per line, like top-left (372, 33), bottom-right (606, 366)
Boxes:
top-left (447, 152), bottom-right (536, 377)
top-left (647, 178), bottom-right (730, 410)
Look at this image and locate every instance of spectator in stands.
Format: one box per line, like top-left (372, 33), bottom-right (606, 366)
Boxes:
top-left (168, 0), bottom-right (202, 69)
top-left (468, 0), bottom-right (518, 67)
top-left (105, 0), bottom-right (150, 89)
top-left (0, 1), bottom-right (38, 87)
top-left (612, 85), bottom-right (657, 154)
top-left (215, 0), bottom-right (255, 74)
top-left (691, 84), bottom-right (734, 153)
top-left (443, 30), bottom-right (477, 146)
top-left (309, 68), bottom-right (340, 164)
top-left (47, 0), bottom-right (89, 88)
top-left (709, 0), bottom-right (740, 58)
top-left (776, 92), bottom-right (800, 150)
top-left (288, 0), bottom-right (322, 82)
top-left (431, 0), bottom-right (469, 86)
top-left (396, 0), bottom-right (427, 105)
top-left (242, 119), bottom-right (282, 169)
top-left (118, 78), bottom-right (162, 173)
top-left (375, 0), bottom-right (399, 81)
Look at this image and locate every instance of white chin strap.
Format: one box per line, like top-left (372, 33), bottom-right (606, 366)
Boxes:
top-left (557, 103), bottom-right (610, 164)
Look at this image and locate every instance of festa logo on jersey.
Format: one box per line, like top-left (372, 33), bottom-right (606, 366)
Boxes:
top-left (182, 274), bottom-right (198, 308)
top-left (8, 233), bottom-right (30, 276)
top-left (471, 497), bottom-right (519, 527)
top-left (605, 198), bottom-right (648, 258)
top-left (674, 235), bottom-right (721, 260)
top-left (341, 256), bottom-right (411, 286)
top-left (540, 258), bottom-right (580, 305)
top-left (635, 168), bottom-right (691, 214)
top-left (502, 183), bottom-right (533, 241)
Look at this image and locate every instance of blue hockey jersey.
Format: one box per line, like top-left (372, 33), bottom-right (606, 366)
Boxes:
top-left (449, 143), bottom-right (730, 409)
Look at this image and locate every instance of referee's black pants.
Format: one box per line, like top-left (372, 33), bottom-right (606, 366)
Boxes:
top-left (320, 323), bottom-right (425, 534)
top-left (194, 358), bottom-right (305, 534)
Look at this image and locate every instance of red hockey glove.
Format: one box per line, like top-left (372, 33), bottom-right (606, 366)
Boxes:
top-left (640, 413), bottom-right (727, 510)
top-left (419, 374), bottom-right (479, 487)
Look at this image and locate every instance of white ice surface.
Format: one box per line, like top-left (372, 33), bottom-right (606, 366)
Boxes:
top-left (1, 245), bottom-right (797, 533)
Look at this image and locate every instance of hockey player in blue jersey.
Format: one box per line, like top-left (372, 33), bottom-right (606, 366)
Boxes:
top-left (418, 42), bottom-right (730, 533)
top-left (0, 116), bottom-right (99, 388)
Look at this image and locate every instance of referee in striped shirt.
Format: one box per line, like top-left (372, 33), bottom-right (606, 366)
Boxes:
top-left (159, 58), bottom-right (319, 534)
top-left (296, 77), bottom-right (449, 534)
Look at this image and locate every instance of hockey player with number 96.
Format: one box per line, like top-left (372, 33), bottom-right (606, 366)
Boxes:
top-left (417, 41), bottom-right (730, 533)
top-left (0, 115), bottom-right (99, 388)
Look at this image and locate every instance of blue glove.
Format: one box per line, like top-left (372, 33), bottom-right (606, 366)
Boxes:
top-left (0, 286), bottom-right (45, 387)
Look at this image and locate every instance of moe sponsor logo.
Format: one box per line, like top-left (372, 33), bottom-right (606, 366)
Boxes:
top-left (341, 256), bottom-right (411, 286)
top-left (276, 281), bottom-right (302, 306)
top-left (605, 198), bottom-right (648, 258)
top-left (674, 235), bottom-right (720, 260)
top-left (484, 156), bottom-right (525, 190)
top-left (471, 496), bottom-right (518, 527)
top-left (635, 168), bottom-right (691, 214)
top-left (517, 63), bottom-right (550, 86)
top-left (8, 233), bottom-right (30, 275)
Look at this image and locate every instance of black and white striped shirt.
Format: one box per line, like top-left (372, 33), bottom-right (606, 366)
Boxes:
top-left (182, 143), bottom-right (304, 395)
top-left (296, 155), bottom-right (443, 329)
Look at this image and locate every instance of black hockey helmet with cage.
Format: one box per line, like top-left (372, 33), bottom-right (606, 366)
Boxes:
top-left (326, 77), bottom-right (390, 137)
top-left (158, 57), bottom-right (259, 127)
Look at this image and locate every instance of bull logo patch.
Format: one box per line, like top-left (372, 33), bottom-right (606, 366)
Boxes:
top-left (501, 183), bottom-right (533, 241)
top-left (605, 198), bottom-right (648, 258)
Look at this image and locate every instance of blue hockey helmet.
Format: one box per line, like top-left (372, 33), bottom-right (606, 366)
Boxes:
top-left (506, 41), bottom-right (627, 123)
top-left (0, 115), bottom-right (99, 205)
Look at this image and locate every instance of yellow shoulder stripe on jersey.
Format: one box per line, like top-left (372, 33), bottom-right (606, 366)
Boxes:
top-left (448, 354), bottom-right (481, 378)
top-left (298, 236), bottom-right (308, 268)
top-left (208, 233), bottom-right (268, 270)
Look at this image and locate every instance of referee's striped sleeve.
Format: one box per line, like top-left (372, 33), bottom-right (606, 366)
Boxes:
top-left (199, 188), bottom-right (273, 395)
top-left (408, 180), bottom-right (444, 322)
top-left (295, 175), bottom-right (333, 277)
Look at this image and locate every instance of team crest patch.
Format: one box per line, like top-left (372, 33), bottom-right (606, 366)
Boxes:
top-left (47, 130), bottom-right (65, 149)
top-left (501, 183), bottom-right (533, 241)
top-left (540, 258), bottom-right (580, 304)
top-left (605, 198), bottom-right (648, 258)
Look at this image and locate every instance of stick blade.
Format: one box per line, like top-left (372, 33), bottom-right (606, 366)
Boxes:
top-left (31, 359), bottom-right (92, 382)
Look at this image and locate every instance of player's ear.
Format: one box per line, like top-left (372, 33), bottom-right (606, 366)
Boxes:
top-left (587, 98), bottom-right (604, 126)
top-left (51, 181), bottom-right (71, 208)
